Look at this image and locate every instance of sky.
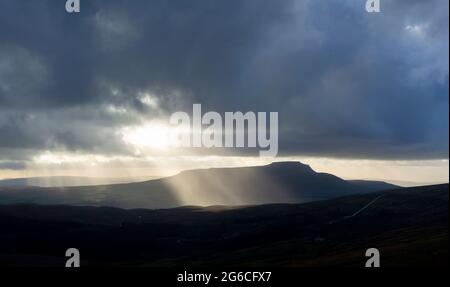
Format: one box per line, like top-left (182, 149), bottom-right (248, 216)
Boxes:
top-left (0, 0), bottom-right (448, 185)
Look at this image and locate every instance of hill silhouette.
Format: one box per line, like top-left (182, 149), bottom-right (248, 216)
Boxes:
top-left (0, 162), bottom-right (396, 209)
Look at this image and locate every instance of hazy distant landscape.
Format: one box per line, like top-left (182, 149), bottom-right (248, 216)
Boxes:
top-left (0, 162), bottom-right (397, 209)
top-left (0, 176), bottom-right (158, 188)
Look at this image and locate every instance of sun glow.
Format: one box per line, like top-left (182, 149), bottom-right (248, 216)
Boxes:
top-left (121, 123), bottom-right (171, 150)
top-left (120, 122), bottom-right (190, 152)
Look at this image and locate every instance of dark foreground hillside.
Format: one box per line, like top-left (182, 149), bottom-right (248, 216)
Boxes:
top-left (0, 184), bottom-right (447, 267)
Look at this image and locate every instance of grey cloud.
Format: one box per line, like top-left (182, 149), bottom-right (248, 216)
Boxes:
top-left (0, 161), bottom-right (26, 170)
top-left (0, 0), bottom-right (448, 161)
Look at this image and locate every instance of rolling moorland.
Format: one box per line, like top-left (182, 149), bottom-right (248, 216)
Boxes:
top-left (0, 183), bottom-right (447, 267)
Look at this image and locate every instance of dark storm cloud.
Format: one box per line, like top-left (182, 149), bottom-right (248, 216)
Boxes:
top-left (0, 0), bottom-right (448, 161)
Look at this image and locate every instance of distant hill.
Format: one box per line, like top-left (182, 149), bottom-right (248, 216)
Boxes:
top-left (0, 176), bottom-right (147, 188)
top-left (0, 162), bottom-right (397, 209)
top-left (0, 184), bottom-right (447, 267)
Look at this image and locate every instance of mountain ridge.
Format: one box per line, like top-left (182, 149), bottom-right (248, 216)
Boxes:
top-left (0, 161), bottom-right (397, 209)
